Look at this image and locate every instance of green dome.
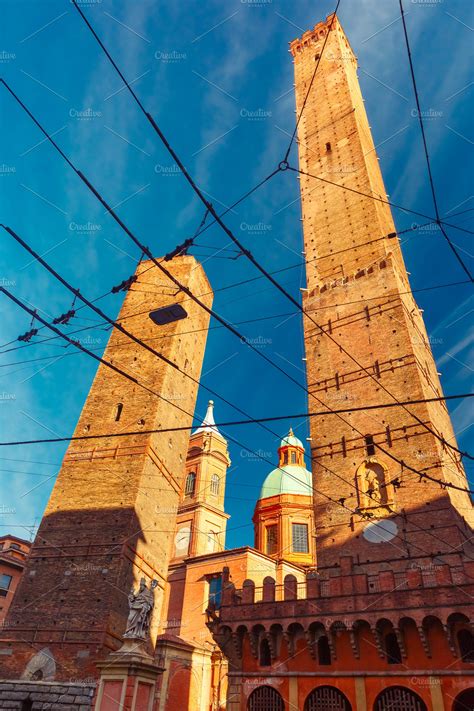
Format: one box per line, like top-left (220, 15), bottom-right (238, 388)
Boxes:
top-left (280, 428), bottom-right (304, 449)
top-left (260, 464), bottom-right (313, 499)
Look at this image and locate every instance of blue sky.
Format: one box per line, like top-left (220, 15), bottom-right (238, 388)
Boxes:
top-left (0, 0), bottom-right (472, 550)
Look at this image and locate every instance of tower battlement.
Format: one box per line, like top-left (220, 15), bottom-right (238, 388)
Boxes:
top-left (289, 14), bottom-right (354, 59)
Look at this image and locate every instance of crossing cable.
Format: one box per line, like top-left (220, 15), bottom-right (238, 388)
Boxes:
top-left (2, 94), bottom-right (472, 483)
top-left (1, 278), bottom-right (472, 503)
top-left (9, 220), bottom-right (473, 498)
top-left (3, 294), bottom-right (473, 561)
top-left (288, 166), bottom-right (474, 237)
top-left (283, 2), bottom-right (342, 162)
top-left (1, 293), bottom-right (472, 563)
top-left (4, 125), bottom-right (472, 484)
top-left (1, 224), bottom-right (180, 371)
top-left (1, 393), bottom-right (471, 447)
top-left (1, 276), bottom-right (469, 368)
top-left (1, 87), bottom-right (471, 474)
top-left (2, 281), bottom-right (473, 510)
top-left (2, 137), bottom-right (471, 475)
top-left (62, 14), bottom-right (474, 458)
top-left (0, 212), bottom-right (470, 357)
top-left (2, 224), bottom-right (335, 442)
top-left (398, 0), bottom-right (473, 282)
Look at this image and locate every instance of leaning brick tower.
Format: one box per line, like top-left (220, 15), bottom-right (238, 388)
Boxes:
top-left (0, 256), bottom-right (212, 681)
top-left (291, 14), bottom-right (473, 572)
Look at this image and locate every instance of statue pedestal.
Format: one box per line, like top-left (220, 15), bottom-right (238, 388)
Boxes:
top-left (94, 638), bottom-right (164, 711)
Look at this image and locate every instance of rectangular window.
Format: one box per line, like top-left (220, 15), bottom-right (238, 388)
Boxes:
top-left (0, 574), bottom-right (12, 596)
top-left (292, 523), bottom-right (309, 553)
top-left (266, 525), bottom-right (278, 556)
top-left (365, 435), bottom-right (376, 456)
top-left (208, 575), bottom-right (222, 609)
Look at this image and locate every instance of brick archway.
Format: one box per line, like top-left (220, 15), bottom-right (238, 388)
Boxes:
top-left (374, 686), bottom-right (427, 711)
top-left (247, 685), bottom-right (284, 711)
top-left (304, 686), bottom-right (351, 711)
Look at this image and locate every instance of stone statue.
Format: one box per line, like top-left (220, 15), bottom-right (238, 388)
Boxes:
top-left (365, 467), bottom-right (382, 504)
top-left (123, 578), bottom-right (159, 640)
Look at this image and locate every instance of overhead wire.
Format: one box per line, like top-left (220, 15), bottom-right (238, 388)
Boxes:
top-left (398, 0), bottom-right (473, 282)
top-left (2, 90), bottom-right (472, 493)
top-left (58, 12), bottom-right (474, 461)
top-left (1, 6), bottom-right (472, 568)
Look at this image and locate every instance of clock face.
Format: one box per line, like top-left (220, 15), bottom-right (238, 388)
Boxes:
top-left (175, 527), bottom-right (191, 552)
top-left (362, 518), bottom-right (398, 543)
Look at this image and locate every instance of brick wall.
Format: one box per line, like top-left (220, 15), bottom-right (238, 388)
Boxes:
top-left (0, 257), bottom-right (212, 680)
top-left (291, 15), bottom-right (473, 571)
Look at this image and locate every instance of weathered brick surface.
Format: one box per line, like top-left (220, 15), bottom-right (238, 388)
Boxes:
top-left (291, 14), bottom-right (474, 573)
top-left (209, 14), bottom-right (474, 711)
top-left (0, 257), bottom-right (212, 680)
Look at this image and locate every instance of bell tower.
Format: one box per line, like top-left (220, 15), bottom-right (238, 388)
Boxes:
top-left (173, 401), bottom-right (231, 559)
top-left (291, 14), bottom-right (473, 571)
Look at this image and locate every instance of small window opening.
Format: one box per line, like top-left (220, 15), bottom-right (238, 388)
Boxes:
top-left (259, 638), bottom-right (272, 666)
top-left (365, 435), bottom-right (376, 456)
top-left (385, 632), bottom-right (402, 664)
top-left (317, 635), bottom-right (332, 665)
top-left (114, 403), bottom-right (123, 422)
top-left (185, 472), bottom-right (196, 497)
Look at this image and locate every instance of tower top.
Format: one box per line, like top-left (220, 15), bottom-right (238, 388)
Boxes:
top-left (192, 400), bottom-right (223, 438)
top-left (289, 13), bottom-right (353, 58)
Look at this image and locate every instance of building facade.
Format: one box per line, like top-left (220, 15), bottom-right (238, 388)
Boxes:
top-left (0, 535), bottom-right (31, 624)
top-left (208, 14), bottom-right (474, 711)
top-left (155, 414), bottom-right (312, 711)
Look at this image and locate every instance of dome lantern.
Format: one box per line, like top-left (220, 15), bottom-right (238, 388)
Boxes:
top-left (278, 427), bottom-right (305, 468)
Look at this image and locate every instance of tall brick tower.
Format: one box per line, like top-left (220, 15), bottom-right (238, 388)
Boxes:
top-left (291, 14), bottom-right (473, 571)
top-left (207, 17), bottom-right (474, 711)
top-left (0, 256), bottom-right (212, 681)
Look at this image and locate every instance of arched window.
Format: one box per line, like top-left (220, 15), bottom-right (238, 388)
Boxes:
top-left (184, 472), bottom-right (196, 496)
top-left (114, 403), bottom-right (123, 422)
top-left (210, 474), bottom-right (220, 495)
top-left (259, 638), bottom-right (272, 667)
top-left (247, 686), bottom-right (284, 711)
top-left (304, 686), bottom-right (351, 711)
top-left (317, 636), bottom-right (331, 665)
top-left (384, 632), bottom-right (402, 664)
top-left (458, 629), bottom-right (474, 662)
top-left (290, 451), bottom-right (296, 464)
top-left (374, 687), bottom-right (427, 711)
